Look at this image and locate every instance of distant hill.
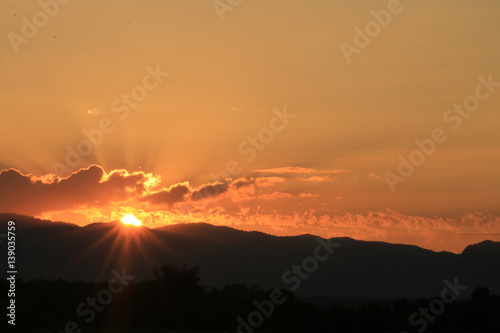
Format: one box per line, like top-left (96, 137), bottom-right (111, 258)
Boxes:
top-left (1, 213), bottom-right (499, 298)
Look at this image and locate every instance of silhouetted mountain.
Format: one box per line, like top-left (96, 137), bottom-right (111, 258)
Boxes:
top-left (1, 213), bottom-right (499, 298)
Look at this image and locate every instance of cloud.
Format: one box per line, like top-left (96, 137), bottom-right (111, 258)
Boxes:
top-left (191, 181), bottom-right (229, 201)
top-left (255, 166), bottom-right (349, 175)
top-left (258, 191), bottom-right (293, 201)
top-left (299, 176), bottom-right (332, 182)
top-left (368, 172), bottom-right (385, 181)
top-left (255, 177), bottom-right (286, 187)
top-left (140, 182), bottom-right (191, 206)
top-left (255, 166), bottom-right (315, 174)
top-left (87, 108), bottom-right (100, 115)
top-left (232, 177), bottom-right (254, 189)
top-left (299, 193), bottom-right (320, 198)
top-left (187, 209), bottom-right (500, 253)
top-left (189, 178), bottom-right (257, 204)
top-left (0, 165), bottom-right (150, 216)
top-left (0, 165), bottom-right (279, 217)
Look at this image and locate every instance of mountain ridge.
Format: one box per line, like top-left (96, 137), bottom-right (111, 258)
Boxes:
top-left (1, 213), bottom-right (499, 298)
top-left (4, 212), bottom-right (491, 254)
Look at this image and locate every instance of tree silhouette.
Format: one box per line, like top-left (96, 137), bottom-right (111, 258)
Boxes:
top-left (149, 264), bottom-right (208, 328)
top-left (4, 267), bottom-right (500, 332)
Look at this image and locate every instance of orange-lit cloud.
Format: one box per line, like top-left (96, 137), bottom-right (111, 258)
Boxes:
top-left (299, 176), bottom-right (333, 182)
top-left (258, 191), bottom-right (293, 201)
top-left (255, 177), bottom-right (286, 187)
top-left (299, 193), bottom-right (320, 198)
top-left (255, 167), bottom-right (349, 174)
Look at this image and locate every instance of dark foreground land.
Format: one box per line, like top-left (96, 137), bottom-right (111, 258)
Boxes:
top-left (3, 265), bottom-right (500, 333)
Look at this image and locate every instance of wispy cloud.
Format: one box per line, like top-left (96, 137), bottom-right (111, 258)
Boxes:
top-left (255, 176), bottom-right (286, 187)
top-left (255, 167), bottom-right (349, 174)
top-left (299, 193), bottom-right (320, 198)
top-left (258, 191), bottom-right (293, 201)
top-left (299, 176), bottom-right (333, 182)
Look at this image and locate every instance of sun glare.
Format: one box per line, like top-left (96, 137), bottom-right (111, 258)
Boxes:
top-left (121, 214), bottom-right (142, 226)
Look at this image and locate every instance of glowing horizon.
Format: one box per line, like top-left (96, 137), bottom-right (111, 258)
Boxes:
top-left (1, 164), bottom-right (498, 254)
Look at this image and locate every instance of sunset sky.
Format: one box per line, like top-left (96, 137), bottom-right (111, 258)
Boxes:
top-left (1, 0), bottom-right (499, 253)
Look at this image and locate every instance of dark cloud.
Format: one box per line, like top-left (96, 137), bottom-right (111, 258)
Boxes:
top-left (232, 177), bottom-right (254, 189)
top-left (0, 165), bottom-right (150, 216)
top-left (0, 166), bottom-right (274, 216)
top-left (191, 182), bottom-right (229, 201)
top-left (140, 183), bottom-right (191, 206)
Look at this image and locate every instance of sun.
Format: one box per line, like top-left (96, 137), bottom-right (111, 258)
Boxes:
top-left (121, 214), bottom-right (142, 226)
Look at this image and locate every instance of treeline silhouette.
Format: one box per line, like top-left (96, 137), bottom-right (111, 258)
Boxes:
top-left (3, 264), bottom-right (500, 332)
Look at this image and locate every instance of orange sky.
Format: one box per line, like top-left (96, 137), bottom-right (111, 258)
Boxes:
top-left (1, 0), bottom-right (499, 253)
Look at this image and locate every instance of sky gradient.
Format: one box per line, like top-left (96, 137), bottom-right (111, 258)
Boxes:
top-left (1, 0), bottom-right (499, 253)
